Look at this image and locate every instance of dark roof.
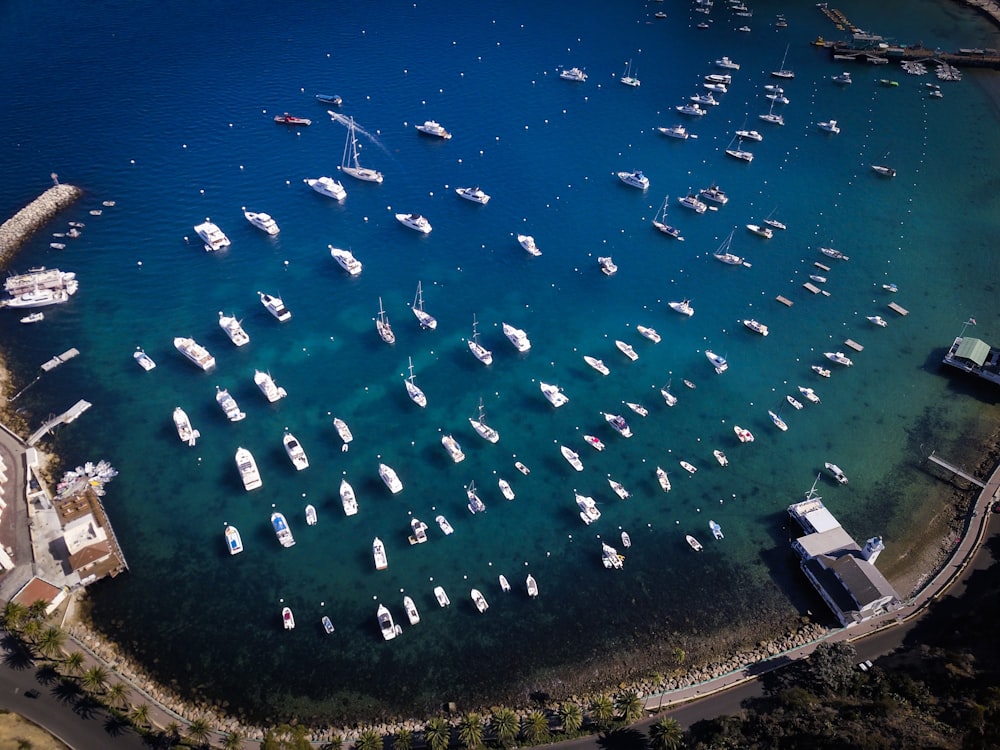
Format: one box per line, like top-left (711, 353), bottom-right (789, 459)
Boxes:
top-left (831, 554), bottom-right (900, 607)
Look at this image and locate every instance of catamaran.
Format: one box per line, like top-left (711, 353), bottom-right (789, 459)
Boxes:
top-left (411, 281), bottom-right (437, 329)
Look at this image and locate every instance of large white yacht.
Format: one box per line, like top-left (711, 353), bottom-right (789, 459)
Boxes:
top-left (637, 325), bottom-right (661, 343)
top-left (235, 447), bottom-right (262, 491)
top-left (254, 370), bottom-right (287, 402)
top-left (193, 219), bottom-right (231, 252)
top-left (379, 463), bottom-right (403, 494)
top-left (242, 208), bottom-right (279, 235)
top-left (559, 67), bottom-right (587, 81)
top-left (283, 432), bottom-right (309, 470)
top-left (617, 170), bottom-right (649, 190)
top-left (340, 478), bottom-right (359, 515)
top-left (706, 350), bottom-right (729, 374)
top-left (657, 124), bottom-right (689, 139)
top-left (576, 493), bottom-right (602, 525)
top-left (517, 234), bottom-right (542, 256)
top-left (561, 445), bottom-right (584, 472)
top-left (333, 417), bottom-right (354, 445)
top-left (602, 543), bottom-right (624, 570)
top-left (471, 589), bottom-right (489, 613)
top-left (455, 186), bottom-right (490, 204)
top-left (396, 213), bottom-right (432, 233)
top-left (218, 311), bottom-right (250, 346)
top-left (502, 323), bottom-right (531, 352)
top-left (583, 355), bottom-right (610, 375)
top-left (602, 412), bottom-right (633, 438)
top-left (258, 291), bottom-right (291, 322)
top-left (172, 407), bottom-right (200, 447)
top-left (669, 299), bottom-right (695, 316)
top-left (329, 246), bottom-right (363, 276)
top-left (540, 382), bottom-right (569, 408)
top-left (305, 176), bottom-right (346, 200)
top-left (415, 120), bottom-right (452, 138)
top-left (173, 337), bottom-right (216, 371)
top-left (615, 340), bottom-right (638, 361)
top-left (215, 387), bottom-right (246, 422)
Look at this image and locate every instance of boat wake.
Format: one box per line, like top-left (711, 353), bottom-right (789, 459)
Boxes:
top-left (328, 111), bottom-right (393, 158)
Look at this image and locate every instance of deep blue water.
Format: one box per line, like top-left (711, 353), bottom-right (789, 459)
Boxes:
top-left (2, 0), bottom-right (1000, 725)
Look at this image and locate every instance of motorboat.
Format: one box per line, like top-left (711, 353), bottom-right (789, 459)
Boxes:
top-left (435, 515), bottom-right (455, 535)
top-left (540, 382), bottom-right (569, 408)
top-left (518, 234), bottom-right (542, 256)
top-left (669, 299), bottom-right (694, 316)
top-left (415, 120), bottom-right (452, 138)
top-left (471, 589), bottom-right (489, 613)
top-left (456, 186), bottom-right (491, 204)
top-left (469, 398), bottom-right (500, 443)
top-left (305, 176), bottom-right (346, 200)
top-left (333, 417), bottom-right (354, 445)
top-left (684, 379), bottom-right (697, 389)
top-left (637, 325), bottom-right (661, 343)
top-left (340, 478), bottom-right (358, 516)
top-left (396, 213), bottom-right (432, 233)
top-left (322, 616), bottom-right (335, 634)
top-left (621, 531), bottom-right (632, 549)
top-left (818, 120), bottom-right (841, 134)
top-left (379, 463), bottom-right (403, 494)
top-left (820, 247), bottom-right (849, 260)
top-left (225, 525), bottom-right (243, 555)
top-left (20, 312), bottom-right (44, 324)
top-left (559, 67), bottom-right (587, 81)
top-left (598, 256), bottom-right (618, 276)
top-left (652, 197), bottom-right (683, 239)
top-left (733, 425), bottom-right (755, 443)
top-left (872, 164), bottom-right (896, 177)
top-left (274, 113), bottom-right (311, 126)
top-left (660, 382), bottom-right (678, 406)
top-left (713, 450), bottom-right (728, 467)
top-left (409, 517), bottom-right (429, 544)
top-left (254, 370), bottom-right (287, 402)
top-left (677, 193), bottom-right (707, 213)
top-left (283, 432), bottom-right (309, 470)
top-left (706, 73), bottom-right (732, 84)
top-left (316, 93), bottom-right (342, 105)
top-left (690, 93), bottom-right (719, 107)
top-left (765, 93), bottom-right (790, 104)
top-left (584, 355), bottom-right (610, 375)
top-left (173, 407), bottom-right (200, 447)
top-left (377, 604), bottom-right (401, 640)
top-left (831, 71), bottom-right (852, 84)
top-left (516, 462), bottom-right (530, 475)
top-left (216, 387), bottom-right (246, 422)
top-left (699, 184), bottom-right (728, 205)
top-left (868, 315), bottom-right (889, 327)
top-left (502, 322), bottom-right (531, 352)
top-left (330, 246), bottom-right (363, 276)
top-left (584, 435), bottom-right (605, 451)
top-left (825, 351), bottom-right (853, 366)
top-left (173, 337), bottom-right (215, 370)
top-left (799, 386), bottom-right (821, 403)
top-left (769, 410), bottom-right (789, 431)
top-left (271, 511), bottom-right (295, 547)
top-left (258, 291), bottom-right (291, 322)
top-left (576, 493), bottom-right (601, 525)
top-left (705, 350), bottom-right (728, 374)
top-left (657, 125), bottom-right (689, 139)
top-left (812, 365), bottom-right (832, 378)
top-left (615, 340), bottom-right (638, 361)
top-left (602, 542), bottom-right (624, 570)
top-left (746, 224), bottom-right (773, 239)
top-left (434, 586), bottom-right (451, 607)
top-left (282, 607), bottom-right (295, 631)
top-left (441, 434), bottom-right (466, 463)
top-left (742, 319), bottom-right (769, 336)
top-left (602, 412), bottom-right (633, 438)
top-left (404, 357), bottom-right (427, 408)
top-left (236, 447), bottom-right (262, 491)
top-left (680, 460), bottom-right (697, 474)
top-left (499, 478), bottom-right (515, 501)
top-left (704, 82), bottom-right (727, 93)
top-left (883, 283), bottom-right (898, 292)
top-left (499, 575), bottom-right (511, 593)
top-left (620, 60), bottom-right (640, 87)
top-left (561, 445), bottom-right (584, 472)
top-left (825, 462), bottom-right (849, 484)
top-left (656, 467), bottom-right (671, 492)
top-left (735, 129), bottom-right (763, 142)
top-left (609, 477), bottom-right (630, 499)
top-left (134, 348), bottom-right (156, 371)
top-left (526, 575), bottom-right (539, 598)
top-left (411, 281), bottom-right (437, 329)
top-left (404, 596), bottom-right (420, 625)
top-left (675, 103), bottom-right (707, 117)
top-left (710, 520), bottom-right (724, 540)
top-left (193, 219), bottom-right (231, 253)
top-left (686, 534), bottom-right (704, 552)
top-left (763, 216), bottom-right (787, 231)
top-left (617, 169), bottom-right (649, 190)
top-left (305, 504), bottom-right (317, 526)
top-left (466, 481), bottom-right (486, 514)
top-left (218, 312), bottom-right (250, 346)
top-left (242, 208), bottom-right (279, 235)
top-left (334, 113), bottom-right (384, 183)
top-left (787, 395), bottom-right (804, 410)
top-left (374, 297), bottom-right (395, 345)
top-left (373, 537), bottom-right (388, 570)
top-left (715, 56), bottom-right (740, 69)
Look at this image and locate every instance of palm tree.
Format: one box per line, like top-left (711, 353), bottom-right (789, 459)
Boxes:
top-left (558, 702), bottom-right (583, 734)
top-left (589, 695), bottom-right (615, 729)
top-left (1, 600), bottom-right (29, 632)
top-left (425, 716), bottom-right (451, 750)
top-left (458, 712), bottom-right (484, 749)
top-left (186, 717), bottom-right (213, 747)
top-left (615, 690), bottom-right (644, 724)
top-left (521, 710), bottom-right (550, 744)
top-left (129, 702), bottom-right (150, 730)
top-left (21, 617), bottom-right (41, 646)
top-left (325, 735), bottom-right (345, 750)
top-left (63, 650), bottom-right (85, 677)
top-left (222, 730), bottom-right (245, 750)
top-left (356, 728), bottom-right (383, 750)
top-left (26, 599), bottom-right (50, 624)
top-left (105, 681), bottom-right (129, 710)
top-left (81, 665), bottom-right (108, 695)
top-left (36, 626), bottom-right (65, 660)
top-left (648, 716), bottom-right (684, 750)
top-left (490, 707), bottom-right (519, 748)
top-left (392, 727), bottom-right (413, 750)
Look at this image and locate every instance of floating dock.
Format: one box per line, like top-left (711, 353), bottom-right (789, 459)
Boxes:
top-left (888, 302), bottom-right (909, 316)
top-left (40, 348), bottom-right (79, 372)
top-left (844, 339), bottom-right (864, 352)
top-left (27, 399), bottom-right (91, 446)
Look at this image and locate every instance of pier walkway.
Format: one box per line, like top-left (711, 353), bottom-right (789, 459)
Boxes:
top-left (925, 450), bottom-right (986, 488)
top-left (26, 399), bottom-right (91, 446)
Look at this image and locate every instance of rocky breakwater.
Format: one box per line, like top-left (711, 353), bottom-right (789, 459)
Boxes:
top-left (0, 183), bottom-right (83, 261)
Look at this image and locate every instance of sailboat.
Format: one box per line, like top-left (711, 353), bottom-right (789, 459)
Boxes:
top-left (405, 357), bottom-right (427, 407)
top-left (376, 297), bottom-right (395, 344)
top-left (337, 114), bottom-right (384, 183)
top-left (620, 59), bottom-right (640, 87)
top-left (725, 135), bottom-right (754, 163)
top-left (411, 281), bottom-right (437, 330)
top-left (652, 196), bottom-right (683, 240)
top-left (469, 397), bottom-right (500, 443)
top-left (468, 314), bottom-right (493, 365)
top-left (713, 229), bottom-right (749, 267)
top-left (763, 208), bottom-right (787, 231)
top-left (771, 43), bottom-right (795, 78)
top-left (759, 101), bottom-right (784, 125)
top-left (871, 151), bottom-right (896, 177)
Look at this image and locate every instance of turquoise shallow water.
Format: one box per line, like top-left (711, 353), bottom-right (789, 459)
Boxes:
top-left (2, 0), bottom-right (1000, 724)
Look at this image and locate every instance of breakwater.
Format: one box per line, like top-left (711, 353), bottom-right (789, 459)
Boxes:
top-left (0, 183), bottom-right (82, 261)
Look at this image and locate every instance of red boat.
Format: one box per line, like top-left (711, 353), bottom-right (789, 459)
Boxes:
top-left (274, 113), bottom-right (312, 126)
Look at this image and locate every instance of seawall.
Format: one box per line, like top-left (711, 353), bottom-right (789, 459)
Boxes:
top-left (0, 183), bottom-right (83, 263)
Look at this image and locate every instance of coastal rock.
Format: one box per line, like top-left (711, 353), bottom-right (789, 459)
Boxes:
top-left (0, 183), bottom-right (83, 260)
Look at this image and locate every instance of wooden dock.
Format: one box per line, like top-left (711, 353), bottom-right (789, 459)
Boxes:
top-left (27, 399), bottom-right (92, 446)
top-left (803, 282), bottom-right (821, 294)
top-left (888, 302), bottom-right (909, 316)
top-left (776, 295), bottom-right (793, 307)
top-left (926, 451), bottom-right (986, 488)
top-left (844, 339), bottom-right (863, 352)
top-left (40, 348), bottom-right (79, 372)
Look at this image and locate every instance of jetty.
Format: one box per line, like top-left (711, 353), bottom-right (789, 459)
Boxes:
top-left (925, 451), bottom-right (986, 488)
top-left (0, 182), bottom-right (83, 261)
top-left (27, 399), bottom-right (91, 446)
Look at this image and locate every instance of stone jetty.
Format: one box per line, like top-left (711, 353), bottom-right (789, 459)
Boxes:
top-left (0, 182), bottom-right (83, 261)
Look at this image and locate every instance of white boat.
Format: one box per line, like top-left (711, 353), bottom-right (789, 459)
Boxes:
top-left (254, 370), bottom-right (287, 402)
top-left (330, 246), bottom-right (363, 276)
top-left (173, 337), bottom-right (216, 371)
top-left (305, 504), bottom-right (317, 526)
top-left (468, 314), bottom-right (492, 365)
top-left (282, 607), bottom-right (295, 631)
top-left (502, 322), bottom-right (531, 352)
top-left (340, 478), bottom-right (358, 516)
top-left (675, 103), bottom-right (707, 117)
top-left (540, 381), bottom-right (569, 408)
top-left (415, 120), bottom-right (452, 138)
top-left (471, 589), bottom-right (489, 613)
top-left (225, 525), bottom-right (243, 555)
top-left (824, 351), bottom-right (853, 366)
top-left (456, 186), bottom-right (491, 204)
top-left (216, 387), bottom-right (246, 422)
top-left (516, 462), bottom-right (530, 475)
top-left (598, 256), bottom-right (618, 276)
top-left (867, 315), bottom-right (889, 327)
top-left (699, 183), bottom-right (728, 205)
top-left (602, 542), bottom-right (624, 570)
top-left (714, 450), bottom-right (728, 467)
top-left (499, 575), bottom-right (511, 592)
top-left (769, 409), bottom-right (788, 431)
top-left (271, 511), bottom-right (294, 547)
top-left (561, 445), bottom-right (584, 472)
top-left (680, 460), bottom-right (697, 474)
top-left (656, 467), bottom-right (671, 492)
top-left (173, 407), bottom-right (200, 447)
top-left (706, 350), bottom-right (728, 374)
top-left (609, 477), bottom-right (630, 499)
top-left (713, 230), bottom-right (746, 267)
top-left (258, 291), bottom-right (291, 322)
top-left (373, 537), bottom-right (388, 570)
top-left (743, 319), bottom-right (769, 336)
top-left (763, 215), bottom-right (787, 231)
top-left (20, 311), bottom-right (44, 324)
top-left (193, 219), bottom-right (231, 252)
top-left (3, 287), bottom-right (70, 309)
top-left (467, 481), bottom-right (486, 514)
top-left (322, 616), bottom-right (335, 634)
top-left (883, 283), bottom-right (898, 292)
top-left (716, 56), bottom-right (740, 70)
top-left (706, 73), bottom-right (732, 84)
top-left (409, 519), bottom-right (428, 544)
top-left (771, 44), bottom-right (794, 78)
top-left (690, 92), bottom-right (719, 106)
top-left (305, 176), bottom-right (347, 200)
top-left (559, 67), bottom-right (587, 81)
top-left (526, 574), bottom-right (539, 598)
top-left (765, 93), bottom-right (790, 104)
top-left (637, 325), bottom-right (661, 343)
top-left (517, 234), bottom-right (542, 256)
top-left (686, 534), bottom-right (704, 552)
top-left (441, 434), bottom-right (466, 463)
top-left (242, 208), bottom-right (279, 235)
top-left (583, 355), bottom-right (610, 375)
top-left (498, 478), bottom-right (515, 501)
top-left (576, 492), bottom-right (601, 525)
top-left (615, 340), bottom-right (638, 361)
top-left (669, 299), bottom-right (694, 317)
top-left (236, 447), bottom-right (262, 491)
top-left (617, 170), bottom-right (649, 190)
top-left (660, 382), bottom-right (678, 406)
top-left (704, 82), bottom-right (727, 93)
top-left (746, 223), bottom-right (773, 239)
top-left (818, 120), bottom-right (841, 134)
top-left (434, 586), bottom-right (451, 607)
top-left (584, 435), bottom-right (605, 451)
top-left (872, 164), bottom-right (897, 177)
top-left (411, 281), bottom-right (437, 329)
top-left (469, 398), bottom-right (500, 443)
top-left (404, 357), bottom-right (427, 408)
top-left (218, 311), bottom-right (250, 346)
top-left (820, 247), bottom-right (849, 260)
top-left (337, 114), bottom-right (384, 183)
top-left (787, 395), bottom-right (804, 410)
top-left (283, 432), bottom-right (309, 470)
top-left (798, 386), bottom-right (820, 403)
top-left (657, 125), bottom-right (689, 140)
top-left (678, 193), bottom-right (707, 213)
top-left (602, 412), bottom-right (633, 438)
top-left (134, 347), bottom-right (156, 371)
top-left (333, 417), bottom-right (354, 445)
top-left (825, 462), bottom-right (849, 484)
top-left (621, 531), bottom-right (631, 548)
top-left (435, 515), bottom-right (455, 536)
top-left (375, 297), bottom-right (395, 344)
top-left (620, 60), bottom-right (640, 87)
top-left (652, 197), bottom-right (683, 240)
top-left (812, 365), bottom-right (832, 378)
top-left (831, 71), bottom-right (852, 84)
top-left (377, 603), bottom-right (401, 640)
top-left (404, 596), bottom-right (420, 625)
top-left (396, 213), bottom-right (433, 234)
top-left (733, 425), bottom-right (755, 443)
top-left (759, 105), bottom-right (784, 126)
top-left (379, 463), bottom-right (403, 494)
top-left (735, 129), bottom-right (763, 142)
top-left (710, 520), bottom-right (724, 540)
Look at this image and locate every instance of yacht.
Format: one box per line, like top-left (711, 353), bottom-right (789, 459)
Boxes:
top-left (225, 525), bottom-right (243, 555)
top-left (333, 417), bottom-right (354, 445)
top-left (411, 281), bottom-right (437, 329)
top-left (597, 256), bottom-right (618, 276)
top-left (726, 140), bottom-right (754, 162)
top-left (305, 176), bottom-right (347, 200)
top-left (526, 575), bottom-right (539, 598)
top-left (376, 297), bottom-right (395, 344)
top-left (322, 616), bottom-right (335, 634)
top-left (637, 325), bottom-right (661, 343)
top-left (242, 208), bottom-right (279, 236)
top-left (404, 357), bottom-right (427, 408)
top-left (583, 355), bottom-right (610, 375)
top-left (274, 113), bottom-right (311, 126)
top-left (467, 481), bottom-right (486, 514)
top-left (699, 184), bottom-right (728, 205)
top-left (765, 93), bottom-right (790, 105)
top-left (733, 425), bottom-right (755, 443)
top-left (602, 542), bottom-right (624, 570)
top-left (435, 515), bottom-right (455, 536)
top-left (258, 291), bottom-right (291, 322)
top-left (669, 299), bottom-right (695, 316)
top-left (415, 120), bottom-right (452, 138)
top-left (820, 247), bottom-right (849, 260)
top-left (787, 395), bottom-right (804, 410)
top-left (705, 350), bottom-right (728, 374)
top-left (710, 520), bottom-right (724, 540)
top-left (456, 186), bottom-right (490, 204)
top-left (404, 596), bottom-right (420, 625)
top-left (499, 575), bottom-right (511, 593)
top-left (19, 311), bottom-right (44, 323)
top-left (615, 340), bottom-right (638, 361)
top-left (395, 213), bottom-right (433, 234)
top-left (468, 314), bottom-right (492, 365)
top-left (818, 119), bottom-right (841, 134)
top-left (759, 107), bottom-right (785, 126)
top-left (559, 67), bottom-right (587, 81)
top-left (469, 398), bottom-right (500, 443)
top-left (825, 462), bottom-right (849, 484)
top-left (799, 386), bottom-right (821, 403)
top-left (330, 246), bottom-right (363, 276)
top-left (254, 370), bottom-right (287, 402)
top-left (340, 478), bottom-right (358, 516)
top-left (768, 409), bottom-right (789, 431)
top-left (518, 234), bottom-right (542, 256)
top-left (763, 216), bottom-right (787, 231)
top-left (271, 511), bottom-right (295, 547)
top-left (379, 463), bottom-right (403, 494)
top-left (831, 71), bottom-right (852, 84)
top-left (471, 589), bottom-right (489, 613)
top-left (499, 478), bottom-right (515, 501)
top-left (735, 129), bottom-right (763, 142)
top-left (173, 337), bottom-right (216, 371)
top-left (282, 607), bottom-right (295, 631)
top-left (690, 92), bottom-right (719, 107)
top-left (173, 407), bottom-right (200, 447)
top-left (409, 517), bottom-right (429, 544)
top-left (704, 82), bottom-right (727, 93)
top-left (441, 434), bottom-right (466, 463)
top-left (336, 113), bottom-right (384, 183)
top-left (660, 382), bottom-right (678, 406)
top-left (680, 460), bottom-right (698, 474)
top-left (373, 537), bottom-right (388, 570)
top-left (675, 103), bottom-right (707, 117)
top-left (283, 432), bottom-right (309, 470)
top-left (584, 435), bottom-right (606, 451)
top-left (812, 365), bottom-right (832, 378)
top-left (872, 164), bottom-right (897, 178)
top-left (502, 322), bottom-right (531, 352)
top-left (235, 447), bottom-right (263, 491)
top-left (715, 56), bottom-right (740, 69)
top-left (134, 348), bottom-right (156, 371)
top-left (617, 170), bottom-right (649, 190)
top-left (540, 382), bottom-right (569, 408)
top-left (713, 231), bottom-right (745, 266)
top-left (620, 60), bottom-right (640, 87)
top-left (686, 534), bottom-right (704, 552)
top-left (825, 351), bottom-right (853, 366)
top-left (216, 387), bottom-right (246, 422)
top-left (652, 197), bottom-right (683, 239)
top-left (434, 586), bottom-right (451, 606)
top-left (305, 504), bottom-right (318, 526)
top-left (561, 445), bottom-right (584, 472)
top-left (602, 412), bottom-right (633, 438)
top-left (678, 193), bottom-right (707, 213)
top-left (746, 223), bottom-right (773, 239)
top-left (714, 450), bottom-right (729, 467)
top-left (706, 73), bottom-right (732, 84)
top-left (193, 219), bottom-right (231, 252)
top-left (377, 604), bottom-right (402, 640)
top-left (867, 315), bottom-right (889, 328)
top-left (742, 319), bottom-right (769, 336)
top-left (657, 125), bottom-right (689, 139)
top-left (218, 312), bottom-right (250, 346)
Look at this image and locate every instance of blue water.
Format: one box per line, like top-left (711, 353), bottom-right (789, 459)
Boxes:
top-left (3, 0), bottom-right (1000, 725)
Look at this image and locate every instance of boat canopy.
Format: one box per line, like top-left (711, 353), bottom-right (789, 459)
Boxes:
top-left (954, 337), bottom-right (991, 367)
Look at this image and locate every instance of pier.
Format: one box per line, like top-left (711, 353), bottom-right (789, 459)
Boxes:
top-left (27, 399), bottom-right (92, 446)
top-left (0, 182), bottom-right (83, 261)
top-left (925, 451), bottom-right (986, 488)
top-left (827, 42), bottom-right (1000, 70)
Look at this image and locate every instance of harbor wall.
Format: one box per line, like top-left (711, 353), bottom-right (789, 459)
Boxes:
top-left (0, 183), bottom-right (83, 263)
top-left (961, 0), bottom-right (1000, 30)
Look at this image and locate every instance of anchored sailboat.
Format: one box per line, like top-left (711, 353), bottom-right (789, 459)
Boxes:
top-left (652, 196), bottom-right (683, 240)
top-left (469, 397), bottom-right (499, 443)
top-left (405, 356), bottom-right (427, 407)
top-left (332, 112), bottom-right (384, 183)
top-left (468, 314), bottom-right (493, 365)
top-left (411, 281), bottom-right (437, 330)
top-left (376, 297), bottom-right (395, 344)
